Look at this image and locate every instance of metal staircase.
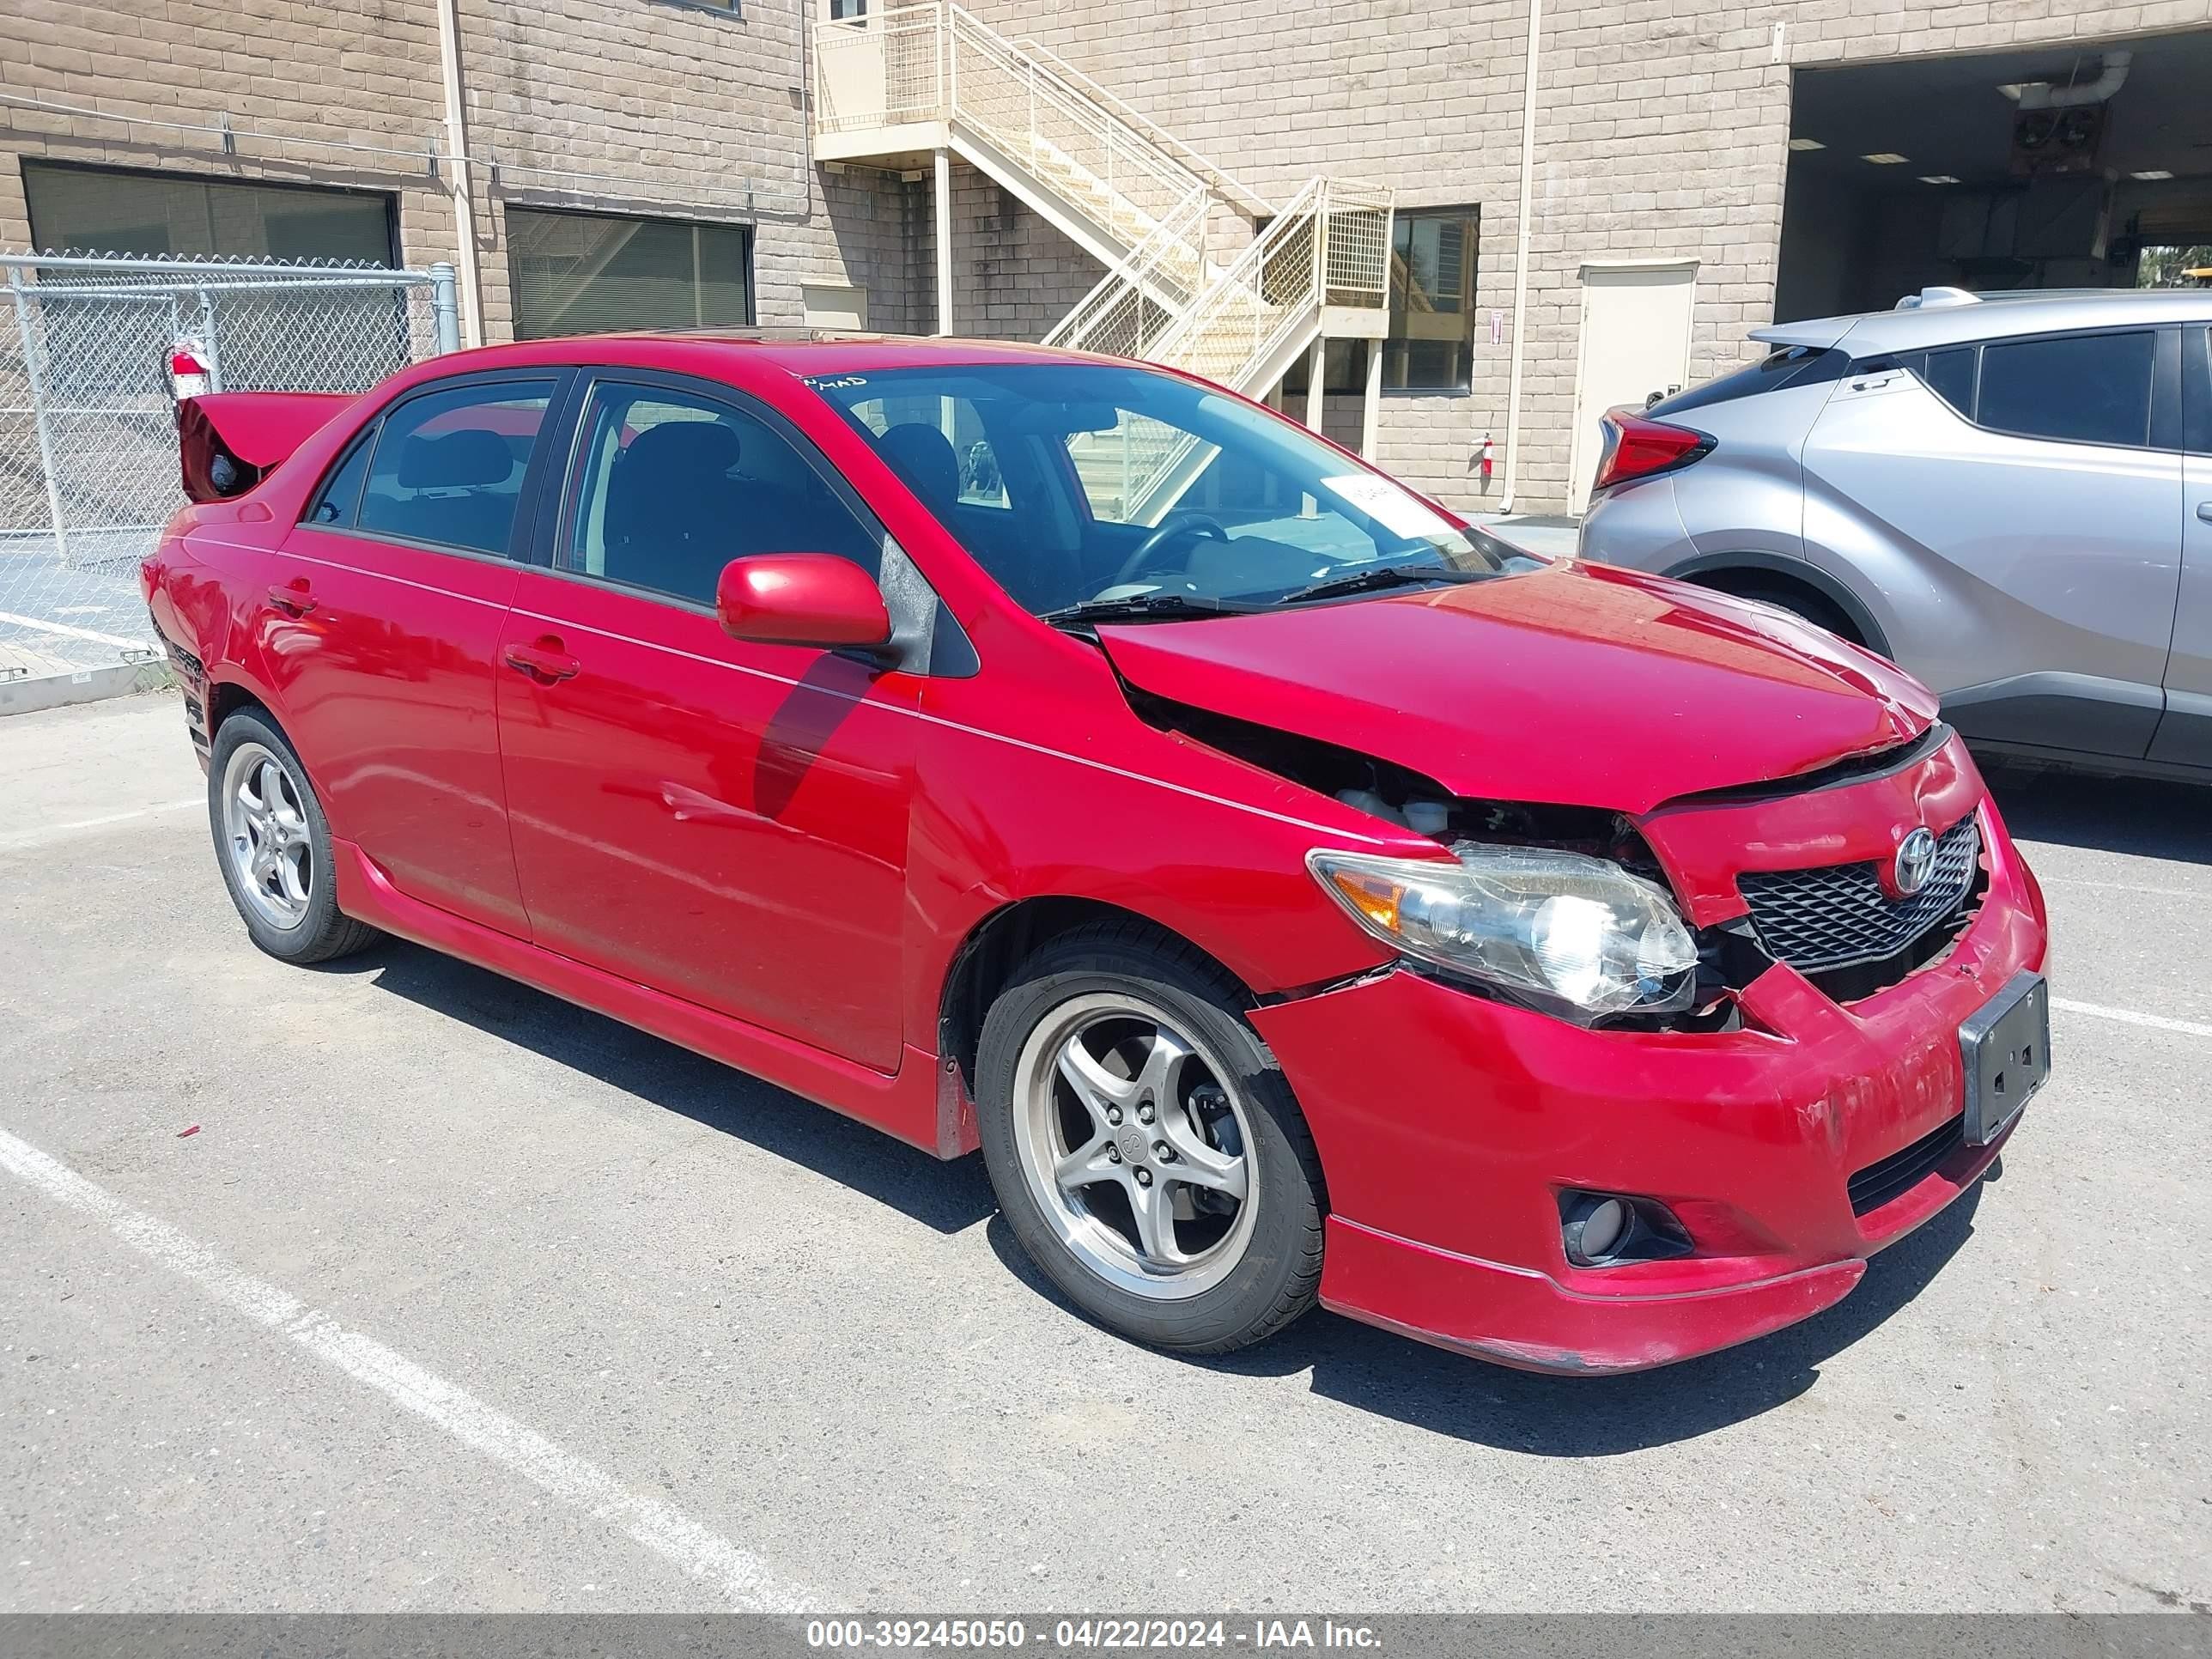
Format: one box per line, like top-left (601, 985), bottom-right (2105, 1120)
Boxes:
top-left (811, 3), bottom-right (1394, 407)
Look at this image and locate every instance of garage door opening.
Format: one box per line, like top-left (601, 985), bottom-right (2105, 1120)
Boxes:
top-left (1776, 29), bottom-right (2212, 322)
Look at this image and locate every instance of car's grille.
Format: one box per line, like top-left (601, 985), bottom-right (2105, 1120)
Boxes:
top-left (1848, 1113), bottom-right (1966, 1217)
top-left (1738, 813), bottom-right (1981, 973)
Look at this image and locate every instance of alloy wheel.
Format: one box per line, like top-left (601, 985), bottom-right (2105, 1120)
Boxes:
top-left (221, 741), bottom-right (313, 931)
top-left (1011, 992), bottom-right (1259, 1299)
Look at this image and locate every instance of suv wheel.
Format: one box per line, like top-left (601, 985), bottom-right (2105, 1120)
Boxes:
top-left (975, 922), bottom-right (1325, 1353)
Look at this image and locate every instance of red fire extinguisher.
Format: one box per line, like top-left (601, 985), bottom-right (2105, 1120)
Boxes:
top-left (1478, 434), bottom-right (1495, 489)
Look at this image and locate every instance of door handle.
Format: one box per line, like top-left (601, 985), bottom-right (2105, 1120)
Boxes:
top-left (501, 635), bottom-right (580, 683)
top-left (266, 582), bottom-right (317, 615)
top-left (2197, 502), bottom-right (2212, 524)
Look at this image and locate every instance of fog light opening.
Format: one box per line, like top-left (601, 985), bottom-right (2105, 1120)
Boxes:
top-left (1559, 1190), bottom-right (1693, 1268)
top-left (1561, 1194), bottom-right (1629, 1265)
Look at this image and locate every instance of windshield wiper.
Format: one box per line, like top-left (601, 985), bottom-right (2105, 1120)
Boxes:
top-left (1278, 563), bottom-right (1486, 606)
top-left (1042, 593), bottom-right (1255, 627)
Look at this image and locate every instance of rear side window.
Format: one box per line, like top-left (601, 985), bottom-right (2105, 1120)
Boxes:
top-left (1647, 346), bottom-right (1847, 418)
top-left (356, 380), bottom-right (556, 556)
top-left (1975, 331), bottom-right (2155, 449)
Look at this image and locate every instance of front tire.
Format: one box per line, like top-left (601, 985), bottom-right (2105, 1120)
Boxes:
top-left (975, 922), bottom-right (1325, 1353)
top-left (207, 710), bottom-right (381, 965)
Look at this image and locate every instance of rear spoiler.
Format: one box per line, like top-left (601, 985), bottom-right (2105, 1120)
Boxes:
top-left (178, 391), bottom-right (356, 504)
top-left (1747, 316), bottom-right (1857, 350)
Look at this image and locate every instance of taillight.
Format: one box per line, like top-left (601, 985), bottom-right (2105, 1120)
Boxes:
top-left (1591, 409), bottom-right (1712, 494)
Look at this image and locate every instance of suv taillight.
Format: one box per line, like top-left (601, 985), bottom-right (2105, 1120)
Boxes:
top-left (1591, 409), bottom-right (1712, 494)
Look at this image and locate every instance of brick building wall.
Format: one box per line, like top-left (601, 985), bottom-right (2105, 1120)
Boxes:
top-left (8, 0), bottom-right (2210, 513)
top-left (964, 0), bottom-right (2212, 514)
top-left (0, 0), bottom-right (924, 338)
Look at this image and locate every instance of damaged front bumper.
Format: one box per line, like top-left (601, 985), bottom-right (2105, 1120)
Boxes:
top-left (1249, 800), bottom-right (2049, 1376)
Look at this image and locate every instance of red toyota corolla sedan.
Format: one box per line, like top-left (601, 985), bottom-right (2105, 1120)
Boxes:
top-left (143, 332), bottom-right (2051, 1374)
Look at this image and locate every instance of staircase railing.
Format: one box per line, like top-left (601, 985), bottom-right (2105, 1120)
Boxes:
top-left (811, 3), bottom-right (1214, 271)
top-left (1156, 176), bottom-right (1392, 383)
top-left (1060, 177), bottom-right (1393, 524)
top-left (1010, 36), bottom-right (1272, 218)
top-left (1042, 186), bottom-right (1211, 356)
top-left (945, 6), bottom-right (1204, 246)
top-left (807, 9), bottom-right (1395, 471)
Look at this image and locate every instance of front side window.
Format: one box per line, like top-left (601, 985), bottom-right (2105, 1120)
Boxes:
top-left (559, 381), bottom-right (879, 607)
top-left (508, 207), bottom-right (753, 340)
top-left (356, 380), bottom-right (555, 556)
top-left (808, 362), bottom-right (1521, 619)
top-left (1975, 331), bottom-right (2156, 449)
top-left (1384, 207), bottom-right (1479, 392)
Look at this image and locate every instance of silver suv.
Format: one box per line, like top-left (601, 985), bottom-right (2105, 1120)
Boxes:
top-left (1578, 288), bottom-right (2212, 781)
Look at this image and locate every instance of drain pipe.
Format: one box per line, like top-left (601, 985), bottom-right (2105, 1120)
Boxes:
top-left (434, 0), bottom-right (487, 348)
top-left (1496, 0), bottom-right (1542, 513)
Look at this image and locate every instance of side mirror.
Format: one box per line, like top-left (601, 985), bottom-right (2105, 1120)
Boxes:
top-left (715, 554), bottom-right (893, 652)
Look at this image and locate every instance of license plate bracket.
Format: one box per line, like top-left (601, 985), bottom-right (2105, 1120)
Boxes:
top-left (1959, 970), bottom-right (2050, 1146)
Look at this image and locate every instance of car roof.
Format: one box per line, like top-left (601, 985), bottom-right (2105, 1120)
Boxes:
top-left (416, 329), bottom-right (1108, 380)
top-left (1753, 287), bottom-right (2212, 356)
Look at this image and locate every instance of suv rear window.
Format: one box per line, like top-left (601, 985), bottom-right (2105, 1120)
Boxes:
top-left (1977, 332), bottom-right (2155, 449)
top-left (1646, 346), bottom-right (1848, 417)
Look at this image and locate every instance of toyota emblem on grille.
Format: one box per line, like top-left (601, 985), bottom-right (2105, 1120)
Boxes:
top-left (1893, 827), bottom-right (1939, 896)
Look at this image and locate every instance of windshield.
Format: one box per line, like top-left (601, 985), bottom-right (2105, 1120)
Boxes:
top-left (805, 362), bottom-right (1524, 618)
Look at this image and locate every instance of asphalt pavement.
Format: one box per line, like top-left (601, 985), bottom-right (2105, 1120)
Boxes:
top-left (1, 692), bottom-right (2206, 1613)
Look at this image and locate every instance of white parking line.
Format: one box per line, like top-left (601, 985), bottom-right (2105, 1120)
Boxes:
top-left (2036, 872), bottom-right (2209, 902)
top-left (0, 1125), bottom-right (817, 1612)
top-left (2052, 997), bottom-right (2212, 1041)
top-left (0, 798), bottom-right (204, 854)
top-left (0, 609), bottom-right (148, 651)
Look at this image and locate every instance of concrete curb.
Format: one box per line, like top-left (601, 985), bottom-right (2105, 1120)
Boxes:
top-left (0, 659), bottom-right (173, 718)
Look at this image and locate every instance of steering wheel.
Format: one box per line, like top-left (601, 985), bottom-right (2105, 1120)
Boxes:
top-left (1109, 514), bottom-right (1230, 588)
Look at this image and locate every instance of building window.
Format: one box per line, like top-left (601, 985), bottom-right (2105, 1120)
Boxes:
top-left (1384, 206), bottom-right (1479, 392)
top-left (21, 161), bottom-right (396, 263)
top-left (1279, 338), bottom-right (1368, 398)
top-left (829, 0), bottom-right (866, 16)
top-left (507, 207), bottom-right (754, 340)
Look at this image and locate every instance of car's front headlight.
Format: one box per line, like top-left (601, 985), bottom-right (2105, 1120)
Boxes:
top-left (1307, 841), bottom-right (1700, 1024)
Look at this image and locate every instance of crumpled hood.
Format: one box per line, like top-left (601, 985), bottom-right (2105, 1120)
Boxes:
top-left (1097, 559), bottom-right (1939, 817)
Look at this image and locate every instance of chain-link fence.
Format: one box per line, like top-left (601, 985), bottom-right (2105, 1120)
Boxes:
top-left (1, 252), bottom-right (457, 684)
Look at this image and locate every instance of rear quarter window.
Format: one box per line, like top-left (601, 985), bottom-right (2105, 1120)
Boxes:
top-left (303, 427), bottom-right (376, 527)
top-left (1914, 346), bottom-right (1977, 416)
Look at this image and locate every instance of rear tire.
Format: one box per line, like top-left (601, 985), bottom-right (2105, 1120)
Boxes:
top-left (207, 710), bottom-right (381, 965)
top-left (975, 921), bottom-right (1325, 1354)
